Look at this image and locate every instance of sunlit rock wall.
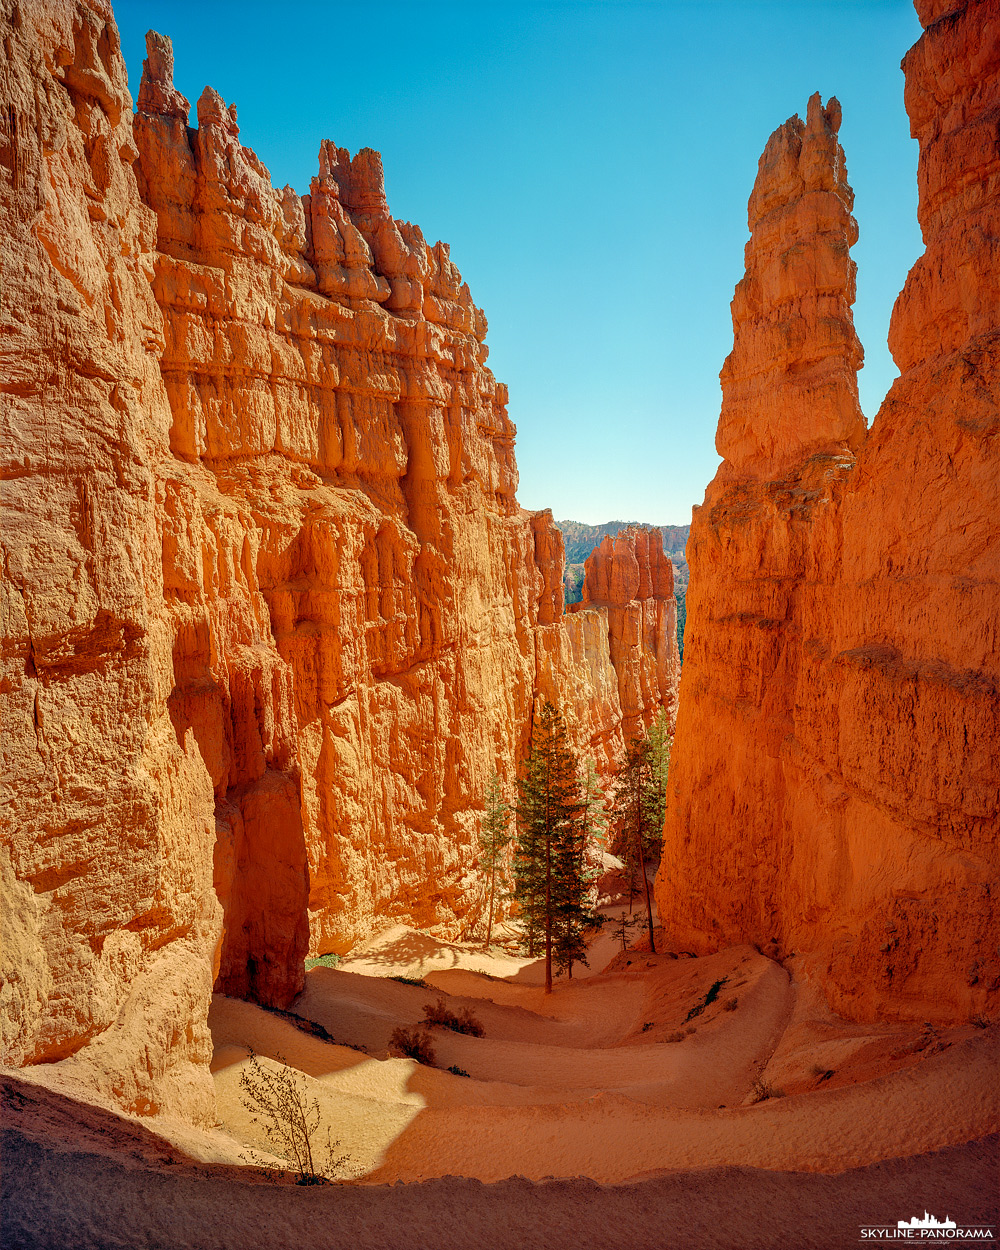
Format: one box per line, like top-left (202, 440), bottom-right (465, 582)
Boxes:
top-left (1, 2), bottom-right (677, 1120)
top-left (657, 0), bottom-right (999, 1027)
top-left (0, 0), bottom-right (219, 1122)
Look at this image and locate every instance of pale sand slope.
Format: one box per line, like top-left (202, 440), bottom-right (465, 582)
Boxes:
top-left (3, 924), bottom-right (998, 1249)
top-left (4, 1081), bottom-right (997, 1250)
top-left (206, 925), bottom-right (1000, 1184)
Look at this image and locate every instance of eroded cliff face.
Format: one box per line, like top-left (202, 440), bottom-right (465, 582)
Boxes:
top-left (0, 0), bottom-right (219, 1122)
top-left (1, 4), bottom-right (675, 1117)
top-left (657, 2), bottom-right (999, 1024)
top-left (570, 527), bottom-right (679, 744)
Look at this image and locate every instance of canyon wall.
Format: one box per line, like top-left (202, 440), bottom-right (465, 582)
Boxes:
top-left (1, 0), bottom-right (220, 1122)
top-left (0, 2), bottom-right (676, 1118)
top-left (657, 0), bottom-right (999, 1024)
top-left (569, 526), bottom-right (679, 743)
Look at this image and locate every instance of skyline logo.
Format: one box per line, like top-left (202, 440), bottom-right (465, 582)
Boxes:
top-left (859, 1213), bottom-right (995, 1242)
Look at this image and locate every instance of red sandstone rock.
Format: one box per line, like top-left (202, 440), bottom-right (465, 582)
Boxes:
top-left (715, 93), bottom-right (866, 477)
top-left (1, 6), bottom-right (677, 1120)
top-left (574, 527), bottom-right (679, 742)
top-left (656, 7), bottom-right (999, 1025)
top-left (0, 2), bottom-right (219, 1122)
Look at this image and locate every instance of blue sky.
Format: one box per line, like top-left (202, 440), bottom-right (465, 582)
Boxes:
top-left (113, 1), bottom-right (924, 525)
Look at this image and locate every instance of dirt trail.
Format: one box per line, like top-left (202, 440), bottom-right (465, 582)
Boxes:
top-left (205, 926), bottom-right (999, 1184)
top-left (4, 1079), bottom-right (997, 1250)
top-left (4, 923), bottom-right (997, 1247)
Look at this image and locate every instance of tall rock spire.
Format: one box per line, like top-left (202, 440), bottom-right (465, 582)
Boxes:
top-left (716, 93), bottom-right (866, 477)
top-left (657, 15), bottom-right (1000, 1026)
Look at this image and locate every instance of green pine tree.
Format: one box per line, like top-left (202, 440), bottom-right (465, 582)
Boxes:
top-left (579, 758), bottom-right (609, 852)
top-left (513, 701), bottom-right (591, 993)
top-left (611, 717), bottom-right (669, 956)
top-left (551, 790), bottom-right (602, 981)
top-left (478, 769), bottom-right (511, 950)
top-left (645, 708), bottom-right (672, 844)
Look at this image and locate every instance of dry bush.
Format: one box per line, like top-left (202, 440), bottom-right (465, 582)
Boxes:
top-left (662, 1030), bottom-right (684, 1043)
top-left (421, 997), bottom-right (485, 1037)
top-left (447, 1064), bottom-right (471, 1078)
top-left (723, 997), bottom-right (739, 1011)
top-left (748, 1076), bottom-right (784, 1103)
top-left (388, 1026), bottom-right (437, 1065)
top-left (971, 1014), bottom-right (990, 1029)
top-left (238, 1048), bottom-right (351, 1183)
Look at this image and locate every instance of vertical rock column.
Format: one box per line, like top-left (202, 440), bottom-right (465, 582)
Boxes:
top-left (657, 9), bottom-right (1000, 1024)
top-left (814, 0), bottom-right (1000, 1020)
top-left (577, 527), bottom-right (679, 742)
top-left (655, 96), bottom-right (865, 961)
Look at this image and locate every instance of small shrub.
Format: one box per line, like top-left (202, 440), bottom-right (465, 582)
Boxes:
top-left (662, 1030), bottom-right (684, 1043)
top-left (447, 1064), bottom-right (471, 1078)
top-left (391, 975), bottom-right (430, 988)
top-left (421, 997), bottom-right (485, 1038)
top-left (641, 1021), bottom-right (654, 1032)
top-left (304, 953), bottom-right (342, 971)
top-left (238, 1048), bottom-right (352, 1183)
top-left (971, 1013), bottom-right (990, 1029)
top-left (809, 1063), bottom-right (834, 1081)
top-left (685, 977), bottom-right (729, 1022)
top-left (748, 1076), bottom-right (784, 1104)
top-left (723, 997), bottom-right (738, 1012)
top-left (388, 1026), bottom-right (436, 1065)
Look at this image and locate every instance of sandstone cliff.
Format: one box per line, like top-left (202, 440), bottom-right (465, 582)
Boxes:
top-left (0, 3), bottom-right (676, 1120)
top-left (657, 1), bottom-right (999, 1024)
top-left (569, 527), bottom-right (679, 743)
top-left (1, 0), bottom-right (219, 1122)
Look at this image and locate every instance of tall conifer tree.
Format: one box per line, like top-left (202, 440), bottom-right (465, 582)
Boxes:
top-left (611, 715), bottom-right (670, 956)
top-left (514, 701), bottom-right (591, 993)
top-left (478, 769), bottom-right (511, 950)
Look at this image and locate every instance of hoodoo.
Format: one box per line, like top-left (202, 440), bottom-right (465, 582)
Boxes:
top-left (657, 0), bottom-right (999, 1025)
top-left (0, 6), bottom-right (677, 1121)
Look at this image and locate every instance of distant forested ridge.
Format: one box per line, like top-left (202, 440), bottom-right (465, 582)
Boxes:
top-left (555, 519), bottom-right (690, 660)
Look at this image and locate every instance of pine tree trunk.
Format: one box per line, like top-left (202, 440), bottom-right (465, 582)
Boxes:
top-left (637, 813), bottom-right (656, 954)
top-left (485, 862), bottom-right (495, 950)
top-left (544, 834), bottom-right (553, 993)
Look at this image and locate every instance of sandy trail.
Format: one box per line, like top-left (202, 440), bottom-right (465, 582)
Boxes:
top-left (206, 924), bottom-right (1000, 1185)
top-left (4, 1078), bottom-right (997, 1250)
top-left (4, 922), bottom-right (997, 1248)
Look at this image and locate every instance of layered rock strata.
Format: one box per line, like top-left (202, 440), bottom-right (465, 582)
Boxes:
top-left (1, 0), bottom-right (219, 1122)
top-left (1, 3), bottom-right (676, 1119)
top-left (568, 527), bottom-right (679, 743)
top-left (657, 3), bottom-right (999, 1026)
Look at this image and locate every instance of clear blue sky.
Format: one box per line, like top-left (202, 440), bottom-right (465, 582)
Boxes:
top-left (113, 0), bottom-right (923, 525)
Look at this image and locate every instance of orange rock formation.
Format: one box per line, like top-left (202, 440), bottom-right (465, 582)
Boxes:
top-left (0, 3), bottom-right (676, 1119)
top-left (570, 527), bottom-right (679, 743)
top-left (657, 1), bottom-right (999, 1025)
top-left (1, 2), bottom-right (220, 1122)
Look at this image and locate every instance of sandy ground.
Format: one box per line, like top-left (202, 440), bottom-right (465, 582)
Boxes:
top-left (208, 923), bottom-right (1000, 1184)
top-left (3, 920), bottom-right (998, 1248)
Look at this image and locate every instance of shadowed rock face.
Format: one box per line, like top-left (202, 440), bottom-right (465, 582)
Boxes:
top-left (0, 6), bottom-right (676, 1120)
top-left (657, 1), bottom-right (1000, 1025)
